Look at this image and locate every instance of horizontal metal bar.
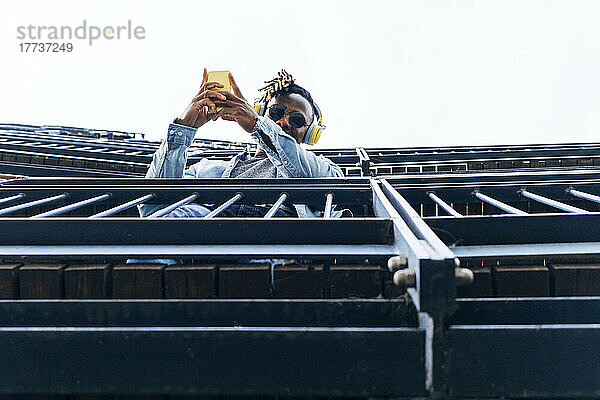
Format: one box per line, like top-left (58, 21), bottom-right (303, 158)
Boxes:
top-left (264, 193), bottom-right (288, 218)
top-left (0, 218), bottom-right (394, 246)
top-left (0, 193), bottom-right (68, 217)
top-left (0, 179), bottom-right (373, 208)
top-left (0, 161), bottom-right (136, 178)
top-left (519, 189), bottom-right (589, 213)
top-left (447, 325), bottom-right (600, 398)
top-left (16, 173), bottom-right (600, 196)
top-left (0, 127), bottom-right (245, 151)
top-left (451, 297), bottom-right (600, 325)
top-left (204, 193), bottom-right (243, 218)
top-left (0, 299), bottom-right (417, 327)
top-left (5, 123), bottom-right (600, 154)
top-left (0, 243), bottom-right (396, 258)
top-left (425, 213), bottom-right (600, 246)
top-left (147, 193), bottom-right (199, 218)
top-left (0, 193), bottom-right (25, 206)
top-left (385, 168), bottom-right (600, 186)
top-left (0, 327), bottom-right (425, 397)
top-left (30, 193), bottom-right (112, 218)
top-left (451, 242), bottom-right (600, 258)
top-left (0, 177), bottom-right (370, 188)
top-left (427, 192), bottom-right (462, 217)
top-left (0, 137), bottom-right (156, 163)
top-left (473, 191), bottom-right (528, 215)
top-left (365, 144), bottom-right (600, 162)
top-left (89, 194), bottom-right (155, 218)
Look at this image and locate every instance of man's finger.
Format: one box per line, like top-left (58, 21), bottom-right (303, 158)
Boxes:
top-left (201, 68), bottom-right (208, 85)
top-left (211, 108), bottom-right (226, 121)
top-left (205, 81), bottom-right (225, 89)
top-left (192, 98), bottom-right (217, 112)
top-left (192, 98), bottom-right (216, 107)
top-left (198, 81), bottom-right (225, 94)
top-left (211, 107), bottom-right (236, 121)
top-left (229, 73), bottom-right (246, 100)
top-left (193, 90), bottom-right (227, 103)
top-left (211, 111), bottom-right (220, 121)
top-left (212, 96), bottom-right (239, 106)
top-left (215, 106), bottom-right (236, 120)
top-left (219, 90), bottom-right (245, 103)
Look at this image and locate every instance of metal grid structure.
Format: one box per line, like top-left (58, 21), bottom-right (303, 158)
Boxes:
top-left (1, 122), bottom-right (600, 398)
top-left (4, 123), bottom-right (600, 178)
top-left (0, 123), bottom-right (253, 177)
top-left (0, 170), bottom-right (599, 398)
top-left (0, 122), bottom-right (146, 140)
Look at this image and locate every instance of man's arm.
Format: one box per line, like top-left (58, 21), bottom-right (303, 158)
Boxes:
top-left (138, 122), bottom-right (198, 217)
top-left (145, 122), bottom-right (197, 179)
top-left (140, 67), bottom-right (227, 216)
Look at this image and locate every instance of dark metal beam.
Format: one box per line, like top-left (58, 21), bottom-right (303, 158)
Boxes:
top-left (447, 325), bottom-right (600, 398)
top-left (451, 298), bottom-right (600, 325)
top-left (0, 218), bottom-right (394, 245)
top-left (0, 299), bottom-right (418, 327)
top-left (0, 326), bottom-right (426, 397)
top-left (425, 213), bottom-right (600, 246)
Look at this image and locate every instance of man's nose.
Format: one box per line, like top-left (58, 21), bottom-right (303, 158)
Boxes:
top-left (276, 114), bottom-right (291, 130)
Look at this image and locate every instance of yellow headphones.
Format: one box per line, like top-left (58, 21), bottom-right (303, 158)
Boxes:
top-left (254, 101), bottom-right (324, 146)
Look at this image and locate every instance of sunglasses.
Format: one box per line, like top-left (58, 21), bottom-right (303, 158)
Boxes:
top-left (268, 104), bottom-right (309, 129)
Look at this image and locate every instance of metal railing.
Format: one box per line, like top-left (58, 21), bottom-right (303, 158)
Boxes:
top-left (1, 130), bottom-right (600, 397)
top-left (5, 124), bottom-right (600, 178)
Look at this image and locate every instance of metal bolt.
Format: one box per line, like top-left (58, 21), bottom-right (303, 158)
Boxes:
top-left (455, 267), bottom-right (474, 286)
top-left (387, 256), bottom-right (408, 272)
top-left (393, 268), bottom-right (416, 288)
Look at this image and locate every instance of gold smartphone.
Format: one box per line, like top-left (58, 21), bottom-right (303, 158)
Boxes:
top-left (206, 70), bottom-right (231, 112)
top-left (206, 70), bottom-right (231, 92)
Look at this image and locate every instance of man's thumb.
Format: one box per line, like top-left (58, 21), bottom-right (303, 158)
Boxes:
top-left (229, 73), bottom-right (245, 99)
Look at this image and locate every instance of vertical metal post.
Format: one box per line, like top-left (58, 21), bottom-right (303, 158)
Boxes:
top-left (473, 191), bottom-right (528, 215)
top-left (31, 194), bottom-right (112, 218)
top-left (264, 193), bottom-right (288, 218)
top-left (0, 193), bottom-right (25, 206)
top-left (89, 194), bottom-right (155, 218)
top-left (204, 193), bottom-right (243, 218)
top-left (376, 179), bottom-right (459, 398)
top-left (427, 192), bottom-right (462, 217)
top-left (324, 193), bottom-right (334, 218)
top-left (519, 189), bottom-right (589, 213)
top-left (566, 188), bottom-right (600, 204)
top-left (0, 193), bottom-right (68, 216)
top-left (147, 194), bottom-right (199, 218)
top-left (356, 147), bottom-right (372, 176)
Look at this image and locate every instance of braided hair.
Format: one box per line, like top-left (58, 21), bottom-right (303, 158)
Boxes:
top-left (258, 69), bottom-right (319, 120)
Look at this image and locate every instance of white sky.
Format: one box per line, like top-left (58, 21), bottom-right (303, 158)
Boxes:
top-left (2, 0), bottom-right (600, 149)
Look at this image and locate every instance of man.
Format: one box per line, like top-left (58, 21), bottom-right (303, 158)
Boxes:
top-left (140, 69), bottom-right (344, 218)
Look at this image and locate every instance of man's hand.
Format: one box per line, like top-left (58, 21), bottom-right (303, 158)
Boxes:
top-left (174, 68), bottom-right (228, 128)
top-left (213, 73), bottom-right (259, 133)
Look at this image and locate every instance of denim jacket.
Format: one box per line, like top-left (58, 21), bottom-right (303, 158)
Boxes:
top-left (139, 116), bottom-right (344, 218)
